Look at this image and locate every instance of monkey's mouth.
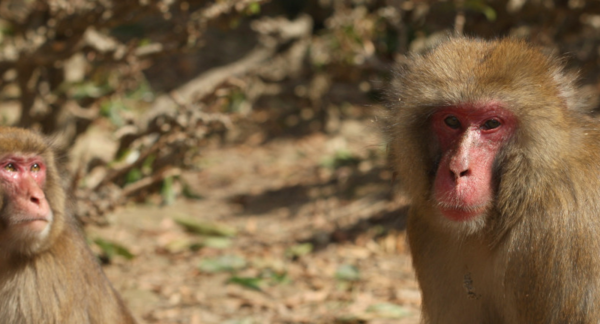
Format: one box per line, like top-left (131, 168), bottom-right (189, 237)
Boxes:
top-left (14, 218), bottom-right (48, 224)
top-left (437, 202), bottom-right (488, 221)
top-left (13, 217), bottom-right (50, 232)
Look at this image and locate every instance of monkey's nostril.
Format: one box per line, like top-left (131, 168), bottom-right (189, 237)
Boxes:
top-left (450, 169), bottom-right (470, 179)
top-left (30, 197), bottom-right (40, 205)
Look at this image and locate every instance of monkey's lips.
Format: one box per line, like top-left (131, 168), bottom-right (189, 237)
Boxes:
top-left (437, 202), bottom-right (488, 221)
top-left (14, 217), bottom-right (50, 232)
top-left (434, 175), bottom-right (493, 222)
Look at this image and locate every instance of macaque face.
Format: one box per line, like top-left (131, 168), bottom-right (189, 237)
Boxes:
top-left (430, 103), bottom-right (517, 222)
top-left (0, 154), bottom-right (53, 247)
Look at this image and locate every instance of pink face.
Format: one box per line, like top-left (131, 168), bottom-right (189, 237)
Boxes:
top-left (0, 154), bottom-right (51, 233)
top-left (431, 103), bottom-right (516, 221)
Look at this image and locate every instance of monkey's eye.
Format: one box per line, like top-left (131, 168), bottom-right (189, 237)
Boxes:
top-left (4, 163), bottom-right (16, 172)
top-left (482, 119), bottom-right (501, 130)
top-left (31, 163), bottom-right (40, 172)
top-left (444, 116), bottom-right (461, 129)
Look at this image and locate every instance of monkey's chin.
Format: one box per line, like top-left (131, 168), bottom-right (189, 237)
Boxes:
top-left (17, 219), bottom-right (50, 232)
top-left (435, 206), bottom-right (488, 237)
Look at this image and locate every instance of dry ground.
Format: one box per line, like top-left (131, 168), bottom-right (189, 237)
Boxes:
top-left (88, 119), bottom-right (421, 324)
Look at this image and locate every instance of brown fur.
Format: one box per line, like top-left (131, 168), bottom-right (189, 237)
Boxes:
top-left (387, 38), bottom-right (600, 323)
top-left (0, 127), bottom-right (136, 323)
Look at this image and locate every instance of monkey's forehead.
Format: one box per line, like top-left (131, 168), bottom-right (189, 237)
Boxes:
top-left (422, 38), bottom-right (554, 76)
top-left (0, 127), bottom-right (49, 155)
top-left (404, 38), bottom-right (562, 98)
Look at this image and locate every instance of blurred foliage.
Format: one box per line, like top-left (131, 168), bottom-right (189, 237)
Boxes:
top-left (0, 0), bottom-right (598, 223)
top-left (174, 215), bottom-right (238, 236)
top-left (285, 242), bottom-right (314, 259)
top-left (335, 264), bottom-right (361, 282)
top-left (93, 237), bottom-right (135, 263)
top-left (227, 276), bottom-right (263, 291)
top-left (199, 254), bottom-right (247, 273)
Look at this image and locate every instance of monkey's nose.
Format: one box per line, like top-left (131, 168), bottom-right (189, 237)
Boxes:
top-left (30, 196), bottom-right (40, 206)
top-left (26, 187), bottom-right (46, 210)
top-left (450, 168), bottom-right (471, 181)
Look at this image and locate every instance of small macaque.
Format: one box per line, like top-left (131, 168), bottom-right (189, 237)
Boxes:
top-left (387, 38), bottom-right (600, 322)
top-left (0, 127), bottom-right (135, 323)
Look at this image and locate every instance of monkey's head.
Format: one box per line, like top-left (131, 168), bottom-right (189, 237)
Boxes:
top-left (387, 38), bottom-right (583, 237)
top-left (0, 127), bottom-right (65, 257)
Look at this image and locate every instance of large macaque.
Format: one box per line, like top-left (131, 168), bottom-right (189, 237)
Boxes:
top-left (0, 127), bottom-right (135, 323)
top-left (387, 38), bottom-right (600, 323)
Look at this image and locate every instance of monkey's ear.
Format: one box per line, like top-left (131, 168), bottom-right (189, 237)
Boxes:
top-left (552, 68), bottom-right (590, 113)
top-left (538, 50), bottom-right (589, 114)
top-left (563, 82), bottom-right (600, 115)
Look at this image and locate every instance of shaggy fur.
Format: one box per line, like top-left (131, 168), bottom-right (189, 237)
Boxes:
top-left (0, 127), bottom-right (136, 324)
top-left (386, 38), bottom-right (600, 323)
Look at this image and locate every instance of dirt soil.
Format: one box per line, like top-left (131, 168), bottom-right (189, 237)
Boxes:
top-left (88, 118), bottom-right (421, 324)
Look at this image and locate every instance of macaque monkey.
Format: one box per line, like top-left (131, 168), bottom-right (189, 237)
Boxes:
top-left (0, 127), bottom-right (135, 323)
top-left (387, 38), bottom-right (600, 323)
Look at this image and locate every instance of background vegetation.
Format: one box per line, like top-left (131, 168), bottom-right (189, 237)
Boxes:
top-left (1, 0), bottom-right (599, 323)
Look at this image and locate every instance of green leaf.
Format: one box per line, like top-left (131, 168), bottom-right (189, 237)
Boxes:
top-left (246, 2), bottom-right (261, 15)
top-left (161, 176), bottom-right (176, 206)
top-left (202, 237), bottom-right (232, 249)
top-left (189, 242), bottom-right (204, 251)
top-left (73, 82), bottom-right (110, 100)
top-left (198, 255), bottom-right (246, 273)
top-left (481, 6), bottom-right (497, 21)
top-left (174, 216), bottom-right (237, 237)
top-left (320, 149), bottom-right (361, 169)
top-left (285, 243), bottom-right (313, 258)
top-left (138, 38), bottom-right (151, 47)
top-left (227, 90), bottom-right (246, 112)
top-left (267, 271), bottom-right (289, 284)
top-left (141, 154), bottom-right (156, 175)
top-left (228, 276), bottom-right (262, 291)
top-left (164, 237), bottom-right (195, 253)
top-left (125, 168), bottom-right (142, 184)
top-left (93, 238), bottom-right (135, 261)
top-left (335, 264), bottom-right (360, 281)
top-left (465, 0), bottom-right (497, 21)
